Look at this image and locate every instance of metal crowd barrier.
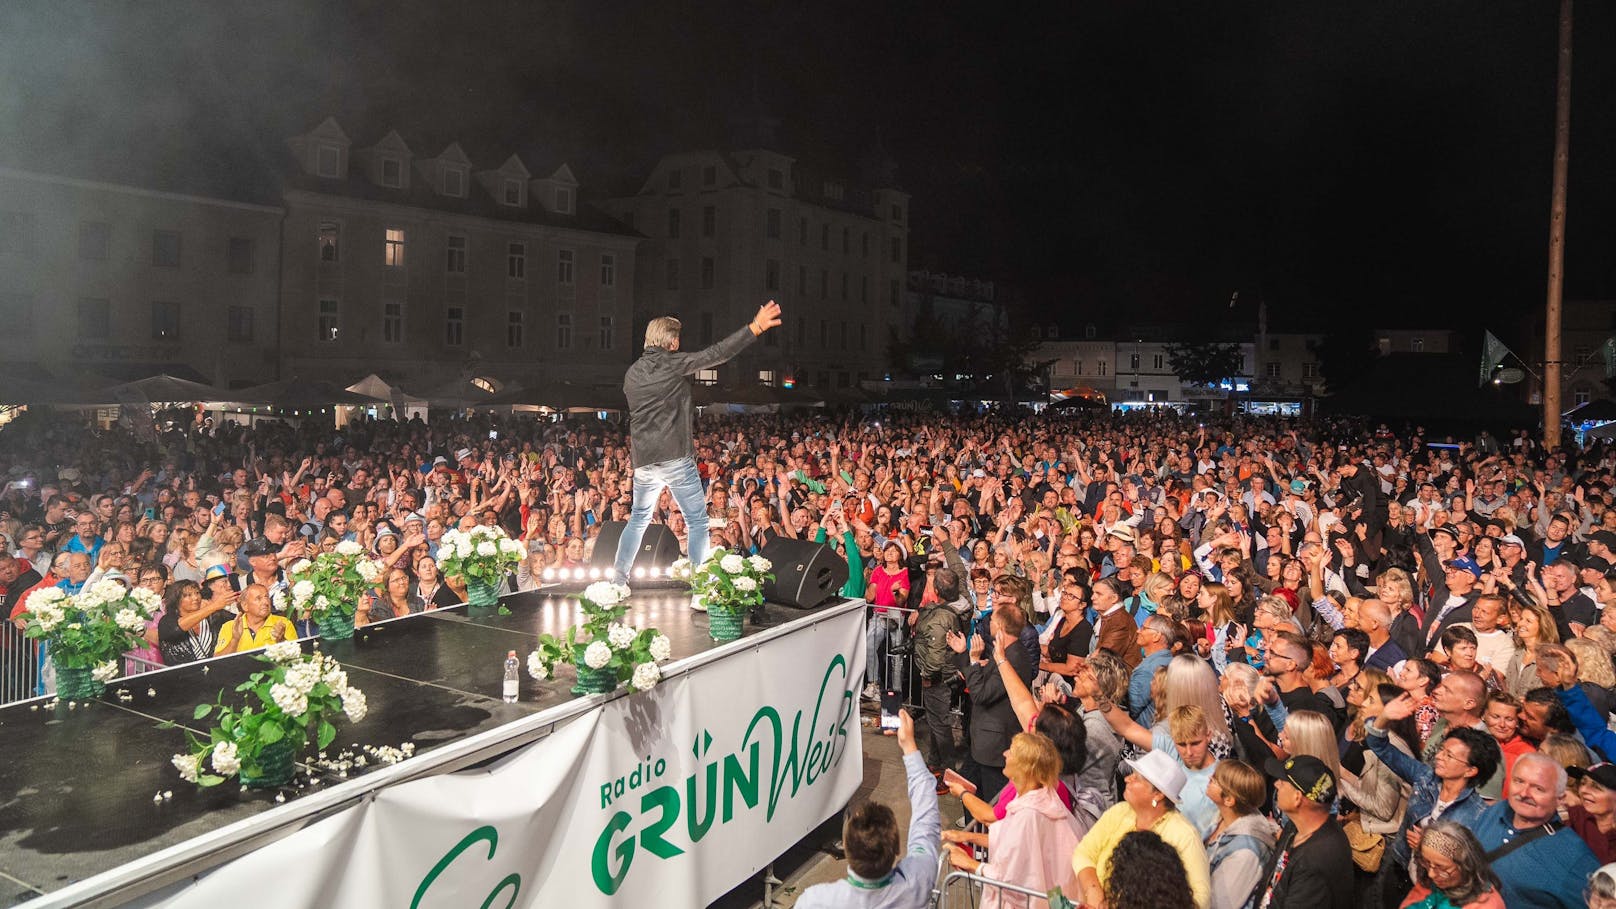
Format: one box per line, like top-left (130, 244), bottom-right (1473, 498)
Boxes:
top-left (936, 869), bottom-right (1060, 909)
top-left (0, 620), bottom-right (37, 704)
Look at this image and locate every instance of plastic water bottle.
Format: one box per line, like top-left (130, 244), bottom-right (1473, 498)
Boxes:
top-left (502, 650), bottom-right (519, 703)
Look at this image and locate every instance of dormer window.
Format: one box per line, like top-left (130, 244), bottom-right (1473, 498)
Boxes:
top-left (443, 166), bottom-right (466, 198)
top-left (502, 179), bottom-right (523, 206)
top-left (316, 145), bottom-right (342, 178)
top-left (555, 187), bottom-right (573, 214)
top-left (823, 181), bottom-right (844, 201)
top-left (380, 157), bottom-right (402, 188)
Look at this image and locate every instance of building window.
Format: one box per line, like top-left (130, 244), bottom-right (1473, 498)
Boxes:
top-left (696, 368), bottom-right (718, 386)
top-left (557, 249), bottom-right (574, 285)
top-left (890, 237), bottom-right (901, 263)
top-left (383, 300), bottom-right (403, 343)
top-left (666, 258), bottom-right (680, 291)
top-left (384, 228), bottom-right (405, 267)
top-left (798, 265), bottom-right (807, 296)
top-left (821, 224), bottom-right (829, 250)
top-left (862, 232), bottom-right (869, 258)
top-left (840, 321), bottom-right (849, 347)
top-left (380, 157), bottom-right (402, 188)
top-left (667, 169), bottom-right (682, 191)
top-left (1129, 353), bottom-right (1141, 371)
top-left (151, 301), bottom-right (179, 340)
top-left (443, 166), bottom-right (466, 197)
top-left (445, 235), bottom-right (467, 273)
top-left (227, 305), bottom-right (253, 343)
top-left (1096, 360), bottom-right (1108, 376)
top-left (766, 208), bottom-right (781, 239)
top-left (152, 230), bottom-right (181, 267)
top-left (667, 208), bottom-right (681, 239)
top-left (888, 278), bottom-right (899, 307)
top-left (445, 306), bottom-right (464, 346)
top-left (767, 169), bottom-right (783, 190)
top-left (599, 315), bottom-right (614, 349)
top-left (861, 275), bottom-right (869, 303)
top-left (1411, 337), bottom-right (1424, 353)
top-left (318, 222), bottom-right (339, 261)
top-left (798, 217), bottom-right (808, 246)
top-left (600, 253), bottom-right (616, 287)
top-left (701, 257), bottom-right (715, 290)
top-left (507, 242), bottom-right (525, 279)
top-left (227, 237), bottom-right (254, 274)
top-left (702, 165), bottom-right (716, 187)
top-left (318, 299), bottom-right (339, 341)
top-left (820, 269), bottom-right (828, 299)
top-left (1073, 359), bottom-right (1083, 376)
top-left (1576, 389), bottom-right (1592, 406)
top-left (79, 221), bottom-right (110, 260)
top-left (316, 145), bottom-right (341, 177)
top-left (0, 292), bottom-right (33, 337)
top-left (502, 179), bottom-right (523, 206)
top-left (1152, 354), bottom-right (1164, 371)
top-left (556, 313), bottom-right (572, 349)
top-left (859, 323), bottom-right (867, 350)
top-left (555, 187), bottom-right (573, 213)
top-left (701, 205), bottom-right (716, 237)
top-left (765, 258), bottom-right (780, 291)
top-left (1302, 362), bottom-right (1320, 379)
top-left (758, 369), bottom-right (776, 385)
top-left (823, 181), bottom-right (844, 201)
top-left (1575, 345), bottom-right (1594, 363)
top-left (891, 203), bottom-right (903, 221)
top-left (842, 228), bottom-right (850, 253)
top-left (1265, 362), bottom-right (1281, 378)
top-left (1084, 323), bottom-right (1097, 339)
top-left (77, 297), bottom-right (109, 338)
top-left (1047, 324), bottom-right (1059, 339)
top-left (507, 311), bottom-right (524, 348)
top-left (820, 320), bottom-right (829, 348)
top-left (841, 272), bottom-right (848, 300)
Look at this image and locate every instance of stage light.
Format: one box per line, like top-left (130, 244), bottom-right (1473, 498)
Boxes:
top-left (542, 567), bottom-right (555, 581)
top-left (588, 567), bottom-right (603, 579)
top-left (633, 566), bottom-right (648, 579)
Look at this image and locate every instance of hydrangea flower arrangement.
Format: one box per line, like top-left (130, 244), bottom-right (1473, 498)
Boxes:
top-left (19, 580), bottom-right (161, 695)
top-left (684, 549), bottom-right (774, 642)
top-left (435, 525), bottom-right (526, 606)
top-left (527, 581), bottom-right (672, 695)
top-left (281, 542), bottom-right (385, 640)
top-left (170, 642), bottom-right (367, 789)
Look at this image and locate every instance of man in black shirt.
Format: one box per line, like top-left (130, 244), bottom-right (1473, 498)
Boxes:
top-left (1255, 755), bottom-right (1353, 909)
top-left (1267, 631), bottom-right (1343, 730)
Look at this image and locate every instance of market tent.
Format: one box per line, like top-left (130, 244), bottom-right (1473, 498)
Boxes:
top-left (406, 378), bottom-right (498, 408)
top-left (101, 374), bottom-right (233, 405)
top-left (230, 377), bottom-right (386, 408)
top-left (1565, 399), bottom-right (1616, 423)
top-left (482, 382), bottom-right (627, 410)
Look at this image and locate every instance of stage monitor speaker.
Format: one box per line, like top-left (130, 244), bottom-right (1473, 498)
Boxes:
top-left (760, 538), bottom-right (849, 610)
top-left (590, 522), bottom-right (681, 571)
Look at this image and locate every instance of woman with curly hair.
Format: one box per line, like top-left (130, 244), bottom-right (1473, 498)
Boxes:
top-left (1103, 829), bottom-right (1198, 909)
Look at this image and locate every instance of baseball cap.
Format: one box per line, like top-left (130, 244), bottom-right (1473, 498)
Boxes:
top-left (202, 563), bottom-right (231, 581)
top-left (1569, 763), bottom-right (1616, 792)
top-left (242, 537), bottom-right (277, 558)
top-left (1498, 533), bottom-right (1525, 548)
top-left (1443, 556), bottom-right (1482, 578)
top-left (1581, 555), bottom-right (1613, 574)
top-left (1123, 750), bottom-right (1186, 804)
top-left (1289, 479), bottom-right (1308, 494)
top-left (1591, 530), bottom-right (1616, 551)
top-left (1264, 754), bottom-right (1338, 805)
top-left (1431, 526), bottom-right (1460, 544)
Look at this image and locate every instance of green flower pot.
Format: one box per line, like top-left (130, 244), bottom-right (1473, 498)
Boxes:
top-left (468, 580), bottom-right (502, 608)
top-left (572, 662), bottom-right (619, 696)
top-left (708, 609), bottom-right (745, 643)
top-left (53, 658), bottom-right (104, 700)
top-left (315, 611), bottom-right (355, 642)
top-left (240, 738), bottom-right (297, 790)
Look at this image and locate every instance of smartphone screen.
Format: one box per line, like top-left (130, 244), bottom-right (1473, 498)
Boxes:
top-left (879, 689), bottom-right (901, 731)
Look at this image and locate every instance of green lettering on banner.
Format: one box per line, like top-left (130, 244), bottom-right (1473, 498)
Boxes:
top-left (592, 810), bottom-right (634, 894)
top-left (411, 826), bottom-right (522, 909)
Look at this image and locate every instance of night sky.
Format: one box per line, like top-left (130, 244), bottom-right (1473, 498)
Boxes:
top-left (3, 1), bottom-right (1613, 328)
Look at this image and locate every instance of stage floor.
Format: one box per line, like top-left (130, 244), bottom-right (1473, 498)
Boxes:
top-left (0, 587), bottom-right (847, 906)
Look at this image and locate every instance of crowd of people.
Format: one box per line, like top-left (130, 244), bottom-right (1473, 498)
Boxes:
top-left (7, 406), bottom-right (1616, 907)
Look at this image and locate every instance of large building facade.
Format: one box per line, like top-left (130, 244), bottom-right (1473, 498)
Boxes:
top-left (277, 119), bottom-right (640, 389)
top-left (602, 148), bottom-right (908, 392)
top-left (0, 166), bottom-right (283, 388)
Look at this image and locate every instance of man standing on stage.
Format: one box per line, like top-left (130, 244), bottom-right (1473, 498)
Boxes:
top-left (616, 300), bottom-right (782, 594)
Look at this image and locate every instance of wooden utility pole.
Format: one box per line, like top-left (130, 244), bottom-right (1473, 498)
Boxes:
top-left (1544, 0), bottom-right (1573, 449)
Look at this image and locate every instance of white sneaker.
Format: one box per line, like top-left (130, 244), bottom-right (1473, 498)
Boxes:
top-left (689, 594), bottom-right (708, 612)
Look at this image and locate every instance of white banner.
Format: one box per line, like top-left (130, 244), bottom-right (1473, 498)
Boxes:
top-left (142, 604), bottom-right (865, 909)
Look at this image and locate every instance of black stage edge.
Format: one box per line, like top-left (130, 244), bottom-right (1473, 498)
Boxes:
top-left (0, 586), bottom-right (853, 907)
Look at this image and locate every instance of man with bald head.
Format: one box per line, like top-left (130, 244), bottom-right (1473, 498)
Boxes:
top-left (1357, 599), bottom-right (1407, 671)
top-left (1419, 670), bottom-right (1488, 764)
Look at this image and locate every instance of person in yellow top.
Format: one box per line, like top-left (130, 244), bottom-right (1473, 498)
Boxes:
top-left (215, 583), bottom-right (296, 655)
top-left (1072, 749), bottom-right (1212, 909)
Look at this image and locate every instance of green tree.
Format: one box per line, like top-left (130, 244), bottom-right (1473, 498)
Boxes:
top-left (1165, 341), bottom-right (1246, 387)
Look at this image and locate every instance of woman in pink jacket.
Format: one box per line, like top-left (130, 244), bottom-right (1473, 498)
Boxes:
top-left (943, 733), bottom-right (1081, 909)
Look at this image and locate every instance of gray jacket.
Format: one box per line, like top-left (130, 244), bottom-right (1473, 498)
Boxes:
top-left (623, 324), bottom-right (757, 467)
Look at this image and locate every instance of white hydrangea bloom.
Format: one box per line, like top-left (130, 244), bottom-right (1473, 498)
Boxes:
top-left (129, 586), bottom-right (163, 615)
top-left (476, 541), bottom-right (497, 558)
top-left (91, 660), bottom-right (120, 683)
top-left (527, 651), bottom-right (549, 681)
top-left (720, 554), bottom-right (746, 574)
top-left (292, 580), bottom-right (315, 604)
top-left (114, 608), bottom-right (145, 633)
top-left (649, 634), bottom-right (673, 662)
top-left (323, 668), bottom-right (348, 692)
top-left (607, 622), bottom-right (636, 650)
top-left (356, 559), bottom-right (382, 583)
top-left (583, 581), bottom-right (628, 606)
top-left (631, 661), bottom-right (661, 692)
top-left (314, 595), bottom-right (330, 610)
top-left (584, 640), bottom-right (612, 669)
top-left (269, 682), bottom-right (308, 717)
top-left (341, 686), bottom-right (367, 723)
top-left (210, 741), bottom-right (241, 776)
top-left (670, 557), bottom-right (692, 579)
top-left (172, 752), bottom-right (201, 783)
top-left (335, 540), bottom-right (362, 556)
top-left (748, 555), bottom-right (772, 572)
top-left (499, 538), bottom-right (525, 557)
top-left (264, 641), bottom-right (302, 663)
top-left (732, 576), bottom-right (757, 593)
top-left (27, 587), bottom-right (66, 608)
top-left (32, 604), bottom-right (63, 633)
top-left (290, 559), bottom-right (312, 575)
